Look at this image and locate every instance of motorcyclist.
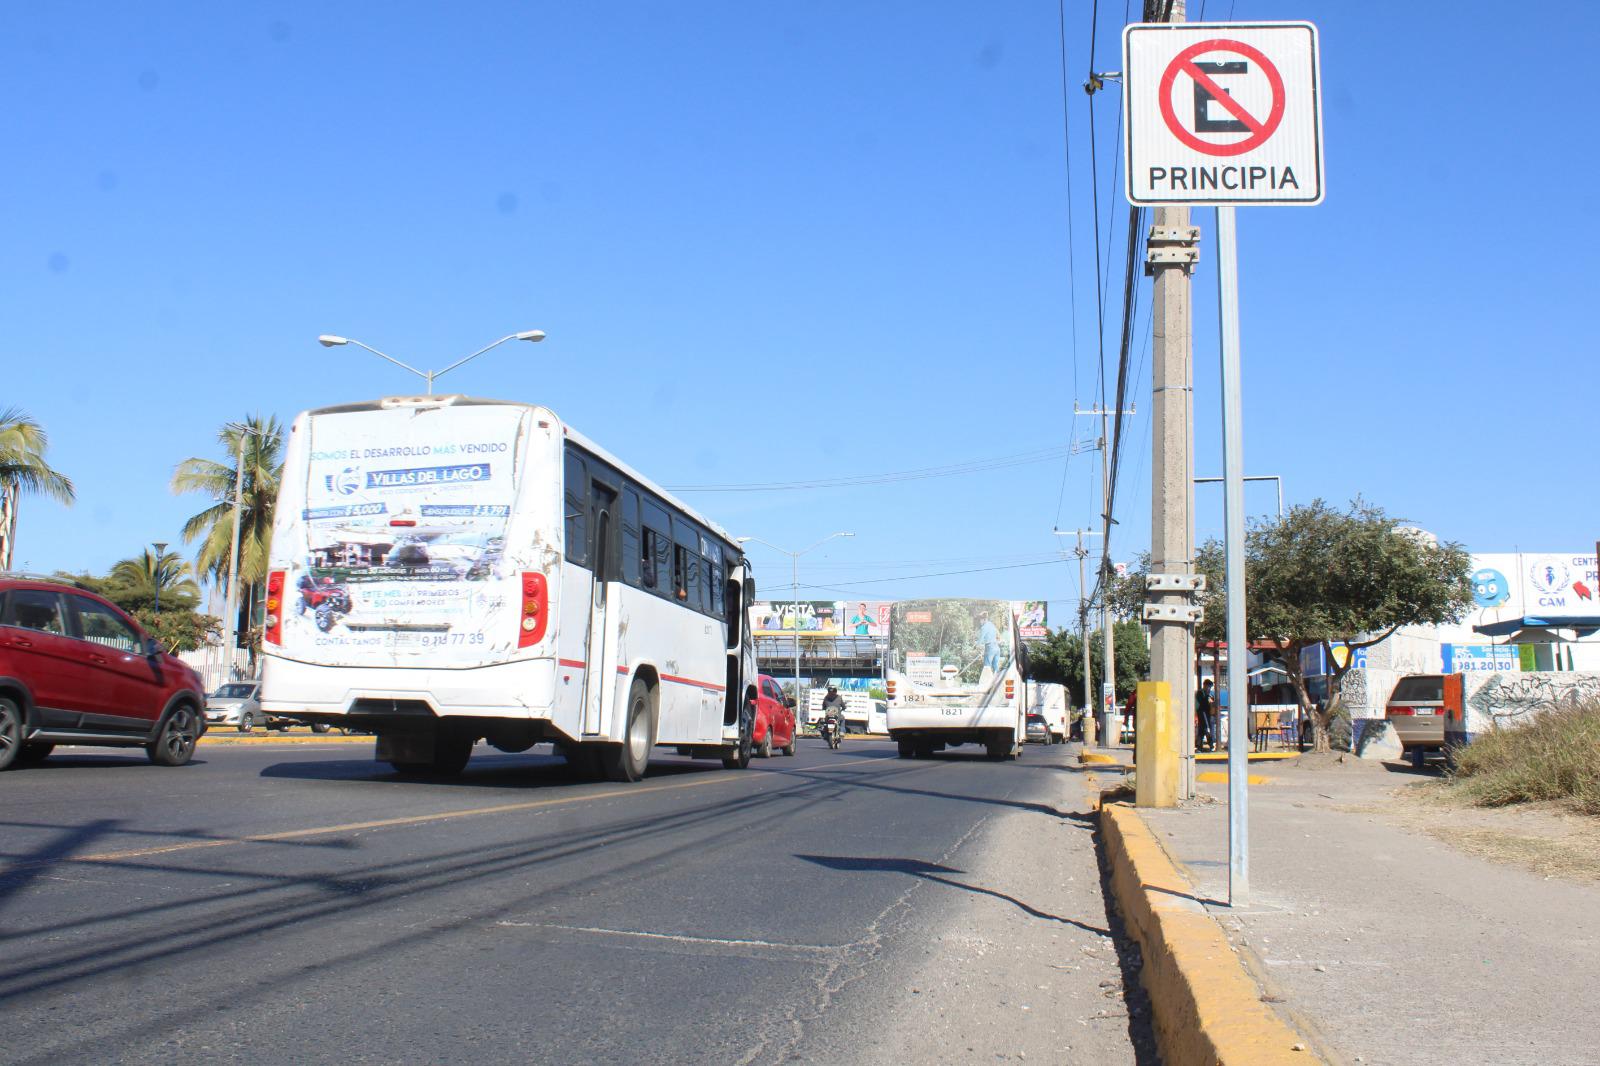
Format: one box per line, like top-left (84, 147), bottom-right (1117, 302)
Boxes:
top-left (820, 685), bottom-right (847, 746)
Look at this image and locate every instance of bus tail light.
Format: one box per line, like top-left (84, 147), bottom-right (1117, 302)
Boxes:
top-left (886, 679), bottom-right (897, 699)
top-left (1005, 678), bottom-right (1016, 701)
top-left (264, 571), bottom-right (285, 646)
top-left (518, 572), bottom-right (549, 647)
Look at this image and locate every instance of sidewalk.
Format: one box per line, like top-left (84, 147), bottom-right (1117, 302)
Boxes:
top-left (1139, 754), bottom-right (1600, 1065)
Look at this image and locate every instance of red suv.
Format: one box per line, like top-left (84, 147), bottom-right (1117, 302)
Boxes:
top-left (0, 574), bottom-right (208, 770)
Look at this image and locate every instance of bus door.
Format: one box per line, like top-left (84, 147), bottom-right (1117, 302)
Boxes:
top-left (581, 479), bottom-right (618, 736)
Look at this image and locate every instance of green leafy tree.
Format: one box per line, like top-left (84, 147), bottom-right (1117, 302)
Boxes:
top-left (0, 407), bottom-right (75, 568)
top-left (1248, 499), bottom-right (1473, 752)
top-left (108, 546), bottom-right (200, 614)
top-left (54, 554), bottom-right (219, 654)
top-left (171, 416), bottom-right (285, 657)
top-left (1024, 620), bottom-right (1149, 708)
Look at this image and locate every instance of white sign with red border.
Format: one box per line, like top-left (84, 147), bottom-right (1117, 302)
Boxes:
top-left (1123, 22), bottom-right (1323, 206)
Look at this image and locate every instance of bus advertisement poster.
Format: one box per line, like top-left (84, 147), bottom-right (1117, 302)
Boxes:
top-left (288, 404), bottom-right (526, 659)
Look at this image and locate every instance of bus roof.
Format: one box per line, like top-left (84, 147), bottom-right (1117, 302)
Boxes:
top-left (300, 395), bottom-right (743, 553)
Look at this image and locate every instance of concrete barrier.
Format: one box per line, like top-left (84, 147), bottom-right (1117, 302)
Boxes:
top-left (1100, 801), bottom-right (1323, 1065)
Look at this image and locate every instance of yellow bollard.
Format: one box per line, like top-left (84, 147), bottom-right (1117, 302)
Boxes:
top-left (1135, 681), bottom-right (1179, 808)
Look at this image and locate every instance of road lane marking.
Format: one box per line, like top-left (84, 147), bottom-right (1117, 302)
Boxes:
top-left (0, 772), bottom-right (750, 875)
top-left (496, 921), bottom-right (847, 956)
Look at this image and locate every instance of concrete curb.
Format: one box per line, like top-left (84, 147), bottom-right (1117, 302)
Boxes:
top-left (1100, 801), bottom-right (1323, 1065)
top-left (1079, 751), bottom-right (1123, 766)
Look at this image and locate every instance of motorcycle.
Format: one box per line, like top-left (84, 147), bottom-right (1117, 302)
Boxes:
top-left (820, 716), bottom-right (843, 750)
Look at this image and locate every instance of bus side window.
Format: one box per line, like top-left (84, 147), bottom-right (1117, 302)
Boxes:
top-left (621, 489), bottom-right (641, 587)
top-left (642, 497), bottom-right (670, 593)
top-left (672, 545), bottom-right (690, 601)
top-left (709, 558), bottom-right (725, 616)
top-left (564, 451), bottom-right (588, 567)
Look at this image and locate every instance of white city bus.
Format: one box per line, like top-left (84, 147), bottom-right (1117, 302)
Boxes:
top-left (260, 395), bottom-right (760, 781)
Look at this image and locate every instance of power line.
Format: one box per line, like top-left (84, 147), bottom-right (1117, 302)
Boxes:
top-left (1052, 0), bottom-right (1083, 530)
top-left (666, 445), bottom-right (1071, 493)
top-left (793, 557), bottom-right (1067, 593)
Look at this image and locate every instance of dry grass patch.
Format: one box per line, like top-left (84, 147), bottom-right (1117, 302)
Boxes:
top-left (1447, 701), bottom-right (1600, 815)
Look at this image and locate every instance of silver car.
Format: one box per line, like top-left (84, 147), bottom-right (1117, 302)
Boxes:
top-left (205, 682), bottom-right (268, 732)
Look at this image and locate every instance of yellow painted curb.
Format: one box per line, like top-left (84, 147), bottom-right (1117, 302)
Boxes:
top-left (1101, 802), bottom-right (1323, 1065)
top-left (1196, 771), bottom-right (1271, 785)
top-left (1079, 751), bottom-right (1122, 765)
top-left (1195, 751), bottom-right (1300, 762)
top-left (200, 733), bottom-right (373, 746)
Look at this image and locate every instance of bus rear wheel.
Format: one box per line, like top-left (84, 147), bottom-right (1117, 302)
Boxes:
top-left (600, 679), bottom-right (655, 782)
top-left (722, 701), bottom-right (753, 770)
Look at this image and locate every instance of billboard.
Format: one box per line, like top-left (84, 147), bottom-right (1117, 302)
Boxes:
top-left (1448, 551), bottom-right (1600, 635)
top-left (751, 601), bottom-right (842, 637)
top-left (1014, 601), bottom-right (1048, 640)
top-left (889, 599), bottom-right (1015, 687)
top-left (750, 600), bottom-right (889, 638)
top-left (841, 600), bottom-right (891, 638)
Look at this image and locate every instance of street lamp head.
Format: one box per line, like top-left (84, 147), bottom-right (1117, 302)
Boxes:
top-left (836, 532), bottom-right (855, 538)
top-left (152, 542), bottom-right (167, 555)
top-left (735, 536), bottom-right (752, 544)
top-left (515, 330), bottom-right (546, 343)
top-left (317, 335), bottom-right (349, 348)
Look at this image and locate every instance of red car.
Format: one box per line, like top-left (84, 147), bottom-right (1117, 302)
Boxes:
top-left (751, 674), bottom-right (796, 758)
top-left (0, 574), bottom-right (208, 770)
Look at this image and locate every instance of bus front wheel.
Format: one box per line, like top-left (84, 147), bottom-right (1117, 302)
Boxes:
top-left (601, 679), bottom-right (655, 782)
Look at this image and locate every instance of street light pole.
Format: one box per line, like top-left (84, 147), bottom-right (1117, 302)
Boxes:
top-left (318, 331), bottom-right (546, 395)
top-left (1194, 475), bottom-right (1284, 520)
top-left (736, 532), bottom-right (855, 722)
top-left (152, 542), bottom-right (167, 619)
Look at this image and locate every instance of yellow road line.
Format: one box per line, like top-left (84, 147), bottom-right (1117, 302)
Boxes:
top-left (1, 772), bottom-right (746, 874)
top-left (1195, 751), bottom-right (1299, 762)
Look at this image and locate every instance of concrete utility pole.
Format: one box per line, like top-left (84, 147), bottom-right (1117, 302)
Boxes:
top-left (1076, 402), bottom-right (1136, 744)
top-left (1143, 0), bottom-right (1201, 800)
top-left (1056, 528), bottom-right (1104, 744)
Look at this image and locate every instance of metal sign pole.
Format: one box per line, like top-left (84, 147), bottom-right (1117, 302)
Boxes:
top-left (1217, 204), bottom-right (1249, 908)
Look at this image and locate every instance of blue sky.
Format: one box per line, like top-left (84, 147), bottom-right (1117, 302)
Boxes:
top-left (3, 1), bottom-right (1593, 621)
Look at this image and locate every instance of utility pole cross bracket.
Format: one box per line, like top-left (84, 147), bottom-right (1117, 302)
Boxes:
top-left (1142, 603), bottom-right (1203, 624)
top-left (1147, 225), bottom-right (1200, 244)
top-left (1145, 573), bottom-right (1207, 592)
top-left (1145, 247), bottom-right (1200, 275)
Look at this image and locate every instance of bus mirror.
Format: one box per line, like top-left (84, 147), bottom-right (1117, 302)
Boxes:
top-left (744, 577), bottom-right (756, 600)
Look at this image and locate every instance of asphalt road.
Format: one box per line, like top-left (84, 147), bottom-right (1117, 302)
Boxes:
top-left (0, 737), bottom-right (1150, 1064)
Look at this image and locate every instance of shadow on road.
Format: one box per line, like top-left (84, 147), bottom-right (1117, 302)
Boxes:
top-left (797, 854), bottom-right (1109, 935)
top-left (257, 748), bottom-right (717, 789)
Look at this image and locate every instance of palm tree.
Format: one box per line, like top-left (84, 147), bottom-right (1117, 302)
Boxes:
top-left (110, 546), bottom-right (201, 612)
top-left (171, 416), bottom-right (285, 617)
top-left (0, 407), bottom-right (76, 570)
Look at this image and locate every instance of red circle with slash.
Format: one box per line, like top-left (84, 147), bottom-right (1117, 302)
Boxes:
top-left (1158, 38), bottom-right (1285, 157)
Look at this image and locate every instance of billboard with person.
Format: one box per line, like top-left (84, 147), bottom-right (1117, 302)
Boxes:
top-left (1014, 601), bottom-right (1048, 640)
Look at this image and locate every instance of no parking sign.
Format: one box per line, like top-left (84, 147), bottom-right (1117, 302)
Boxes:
top-left (1124, 22), bottom-right (1323, 205)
